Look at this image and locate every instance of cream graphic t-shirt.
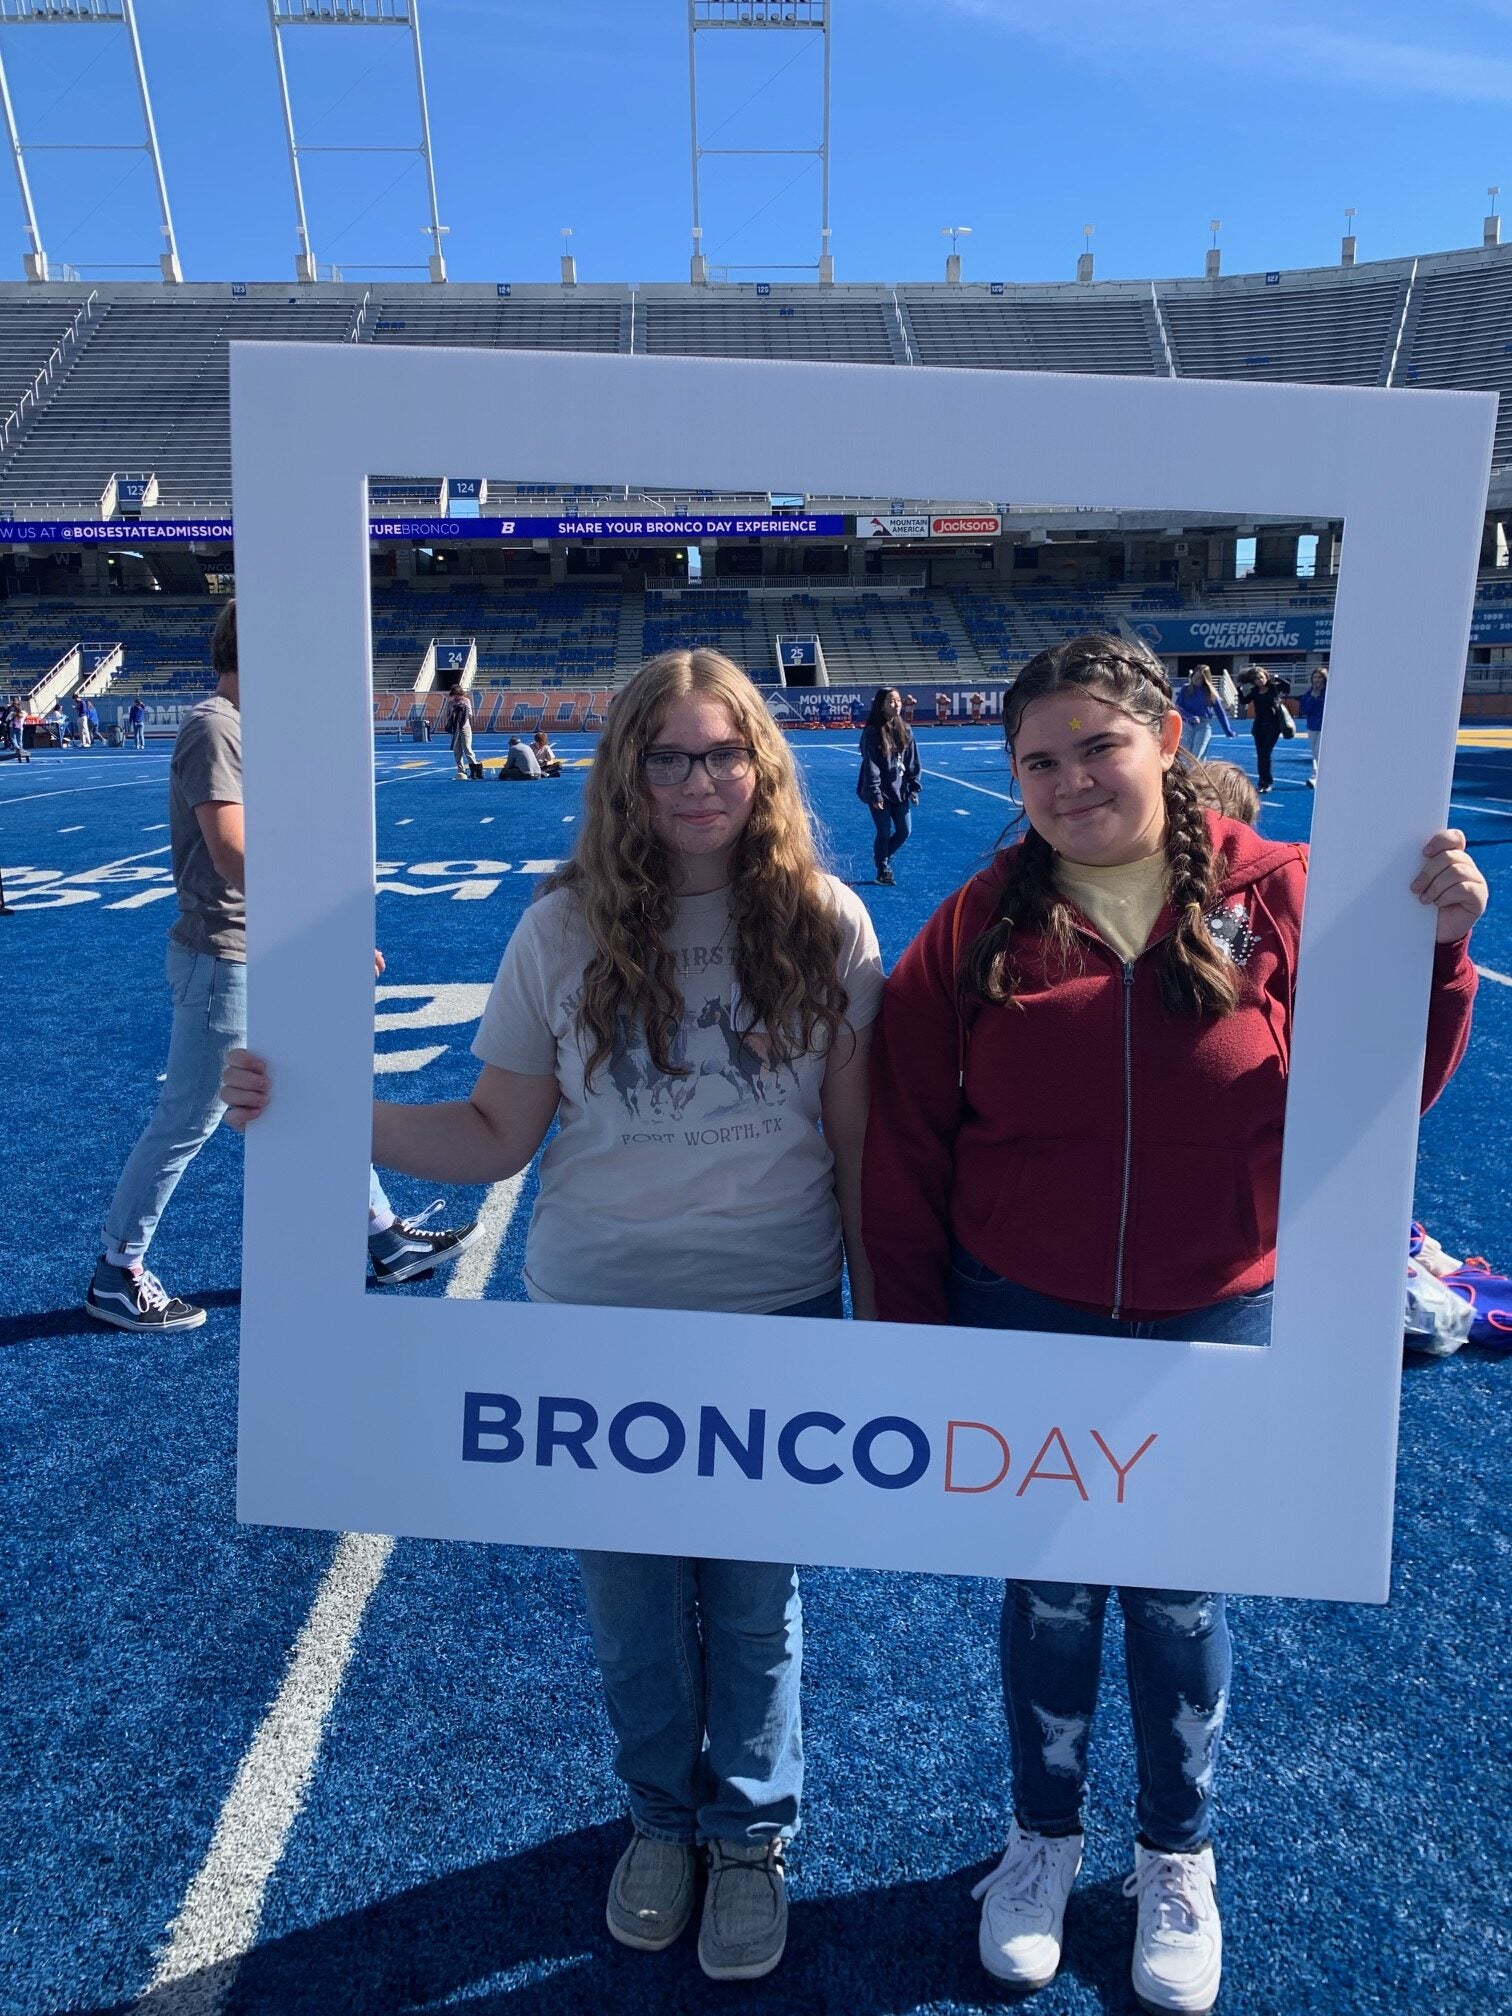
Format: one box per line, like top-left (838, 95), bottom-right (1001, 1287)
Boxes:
top-left (472, 876), bottom-right (884, 1312)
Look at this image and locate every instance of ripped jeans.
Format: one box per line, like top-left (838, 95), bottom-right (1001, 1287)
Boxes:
top-left (1001, 1579), bottom-right (1228, 1854)
top-left (948, 1254), bottom-right (1272, 1854)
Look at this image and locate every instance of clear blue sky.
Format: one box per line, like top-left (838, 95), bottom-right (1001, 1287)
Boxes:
top-left (3, 0), bottom-right (1511, 287)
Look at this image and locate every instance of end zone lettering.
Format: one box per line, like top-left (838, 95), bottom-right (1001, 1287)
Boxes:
top-left (462, 1393), bottom-right (1157, 1502)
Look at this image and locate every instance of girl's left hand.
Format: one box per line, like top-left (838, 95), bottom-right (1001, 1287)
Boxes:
top-left (1412, 829), bottom-right (1489, 944)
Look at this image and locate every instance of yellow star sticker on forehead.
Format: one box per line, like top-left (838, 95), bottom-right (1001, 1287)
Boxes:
top-left (1068, 715), bottom-right (1083, 731)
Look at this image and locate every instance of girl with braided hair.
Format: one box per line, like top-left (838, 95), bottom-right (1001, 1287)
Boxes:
top-left (861, 633), bottom-right (1486, 2014)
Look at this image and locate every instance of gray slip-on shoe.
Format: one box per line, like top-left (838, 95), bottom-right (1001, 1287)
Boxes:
top-left (605, 1832), bottom-right (697, 1952)
top-left (697, 1839), bottom-right (788, 1982)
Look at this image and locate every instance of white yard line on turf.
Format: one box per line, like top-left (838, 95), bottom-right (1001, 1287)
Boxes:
top-left (1450, 799), bottom-right (1512, 821)
top-left (443, 1169), bottom-right (526, 1301)
top-left (1478, 966), bottom-right (1512, 986)
top-left (919, 765), bottom-right (1015, 804)
top-left (132, 1174), bottom-right (525, 2015)
top-left (133, 1531), bottom-right (394, 2015)
top-left (0, 776), bottom-right (170, 808)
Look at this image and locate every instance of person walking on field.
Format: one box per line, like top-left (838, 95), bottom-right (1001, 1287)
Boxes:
top-left (1176, 665), bottom-right (1235, 761)
top-left (86, 600), bottom-right (478, 1335)
top-left (857, 686), bottom-right (921, 885)
top-left (1241, 666), bottom-right (1293, 793)
top-left (1298, 666), bottom-right (1327, 788)
top-left (222, 647), bottom-right (883, 1985)
top-left (861, 632), bottom-right (1486, 2015)
top-left (128, 696), bottom-right (147, 752)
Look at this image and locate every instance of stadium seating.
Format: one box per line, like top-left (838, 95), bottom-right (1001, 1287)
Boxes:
top-left (636, 284), bottom-right (906, 365)
top-left (0, 292), bottom-right (359, 511)
top-left (1, 598), bottom-right (214, 693)
top-left (0, 298), bottom-right (96, 433)
top-left (1394, 253), bottom-right (1512, 462)
top-left (1159, 266), bottom-right (1409, 384)
top-left (7, 253), bottom-right (1512, 520)
top-left (898, 285), bottom-right (1164, 374)
top-left (363, 290), bottom-right (631, 353)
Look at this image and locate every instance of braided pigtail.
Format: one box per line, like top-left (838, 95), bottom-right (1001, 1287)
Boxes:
top-left (958, 825), bottom-right (1082, 1004)
top-left (1157, 761), bottom-right (1239, 1018)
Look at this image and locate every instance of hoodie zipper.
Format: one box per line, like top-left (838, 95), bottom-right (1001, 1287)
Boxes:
top-left (1111, 959), bottom-right (1135, 1320)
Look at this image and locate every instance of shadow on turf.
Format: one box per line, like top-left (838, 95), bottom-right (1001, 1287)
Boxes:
top-left (98, 1827), bottom-right (1145, 2016)
top-left (0, 1287), bottom-right (240, 1349)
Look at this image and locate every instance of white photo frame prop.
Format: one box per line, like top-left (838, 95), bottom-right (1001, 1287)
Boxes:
top-left (232, 345), bottom-right (1492, 1603)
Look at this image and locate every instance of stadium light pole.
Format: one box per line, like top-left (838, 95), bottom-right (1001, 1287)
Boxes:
top-left (1341, 206), bottom-right (1357, 269)
top-left (1486, 186), bottom-right (1501, 250)
top-left (687, 0), bottom-right (833, 284)
top-left (267, 0), bottom-right (451, 285)
top-left (1206, 218), bottom-right (1222, 280)
top-left (0, 0), bottom-right (181, 283)
top-left (0, 36), bottom-right (46, 280)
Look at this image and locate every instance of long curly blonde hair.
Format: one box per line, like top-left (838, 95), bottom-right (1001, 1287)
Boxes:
top-left (544, 649), bottom-right (848, 1083)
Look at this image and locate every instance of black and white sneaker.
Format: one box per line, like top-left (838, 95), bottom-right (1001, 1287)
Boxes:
top-left (86, 1257), bottom-right (206, 1332)
top-left (875, 863), bottom-right (896, 886)
top-left (369, 1201), bottom-right (482, 1284)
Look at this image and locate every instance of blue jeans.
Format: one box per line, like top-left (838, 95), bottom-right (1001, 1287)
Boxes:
top-left (1180, 718), bottom-right (1213, 760)
top-left (948, 1257), bottom-right (1274, 1854)
top-left (574, 1283), bottom-right (839, 1845)
top-left (869, 800), bottom-right (911, 872)
top-left (132, 721), bottom-right (146, 750)
top-left (104, 941), bottom-right (390, 1266)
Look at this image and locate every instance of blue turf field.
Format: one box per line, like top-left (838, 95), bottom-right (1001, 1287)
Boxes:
top-left (2, 725), bottom-right (1510, 2016)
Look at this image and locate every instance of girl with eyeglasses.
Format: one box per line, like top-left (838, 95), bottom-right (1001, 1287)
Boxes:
top-left (861, 633), bottom-right (1484, 2015)
top-left (220, 647), bottom-right (881, 1983)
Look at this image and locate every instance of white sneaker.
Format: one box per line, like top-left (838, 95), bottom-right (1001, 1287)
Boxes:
top-left (1123, 1842), bottom-right (1222, 2013)
top-left (970, 1823), bottom-right (1083, 1989)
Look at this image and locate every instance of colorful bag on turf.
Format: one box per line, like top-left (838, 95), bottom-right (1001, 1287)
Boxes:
top-left (1407, 1224), bottom-right (1512, 1352)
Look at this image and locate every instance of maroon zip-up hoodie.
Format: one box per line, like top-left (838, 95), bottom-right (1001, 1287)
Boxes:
top-left (863, 815), bottom-right (1477, 1325)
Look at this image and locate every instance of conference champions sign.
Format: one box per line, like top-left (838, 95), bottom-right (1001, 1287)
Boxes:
top-left (231, 345), bottom-right (1492, 1602)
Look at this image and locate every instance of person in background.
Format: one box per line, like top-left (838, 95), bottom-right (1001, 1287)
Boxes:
top-left (862, 632), bottom-right (1485, 2016)
top-left (48, 702), bottom-right (67, 747)
top-left (532, 727), bottom-right (564, 777)
top-left (1188, 758), bottom-right (1260, 826)
top-left (86, 600), bottom-right (478, 1335)
top-left (2, 696), bottom-right (29, 763)
top-left (1298, 667), bottom-right (1327, 788)
top-left (857, 686), bottom-right (921, 886)
top-left (1239, 666), bottom-right (1293, 793)
top-left (444, 687), bottom-right (476, 780)
top-left (128, 696), bottom-right (147, 752)
top-left (502, 734), bottom-right (543, 780)
top-left (75, 692), bottom-right (93, 747)
top-left (222, 647), bottom-right (884, 1984)
top-left (1176, 665), bottom-right (1235, 760)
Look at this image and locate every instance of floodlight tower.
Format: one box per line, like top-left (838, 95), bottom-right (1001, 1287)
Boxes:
top-left (267, 0), bottom-right (449, 283)
top-left (687, 0), bottom-right (833, 285)
top-left (0, 0), bottom-right (181, 283)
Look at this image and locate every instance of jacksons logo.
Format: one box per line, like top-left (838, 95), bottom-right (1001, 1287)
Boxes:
top-left (462, 1393), bottom-right (1157, 1503)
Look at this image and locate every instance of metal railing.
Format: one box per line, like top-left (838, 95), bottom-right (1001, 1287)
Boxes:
top-left (0, 291), bottom-right (99, 454)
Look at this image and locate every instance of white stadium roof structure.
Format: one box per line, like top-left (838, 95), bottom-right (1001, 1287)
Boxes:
top-left (5, 244), bottom-right (1512, 517)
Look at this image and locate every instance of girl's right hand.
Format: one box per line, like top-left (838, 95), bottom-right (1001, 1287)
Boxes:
top-left (221, 1048), bottom-right (271, 1132)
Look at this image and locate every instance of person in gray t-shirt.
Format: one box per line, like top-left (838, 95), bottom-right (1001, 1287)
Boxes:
top-left (87, 600), bottom-right (479, 1335)
top-left (501, 734), bottom-right (543, 779)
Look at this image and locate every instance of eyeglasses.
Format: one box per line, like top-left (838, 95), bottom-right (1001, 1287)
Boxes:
top-left (641, 745), bottom-right (755, 786)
